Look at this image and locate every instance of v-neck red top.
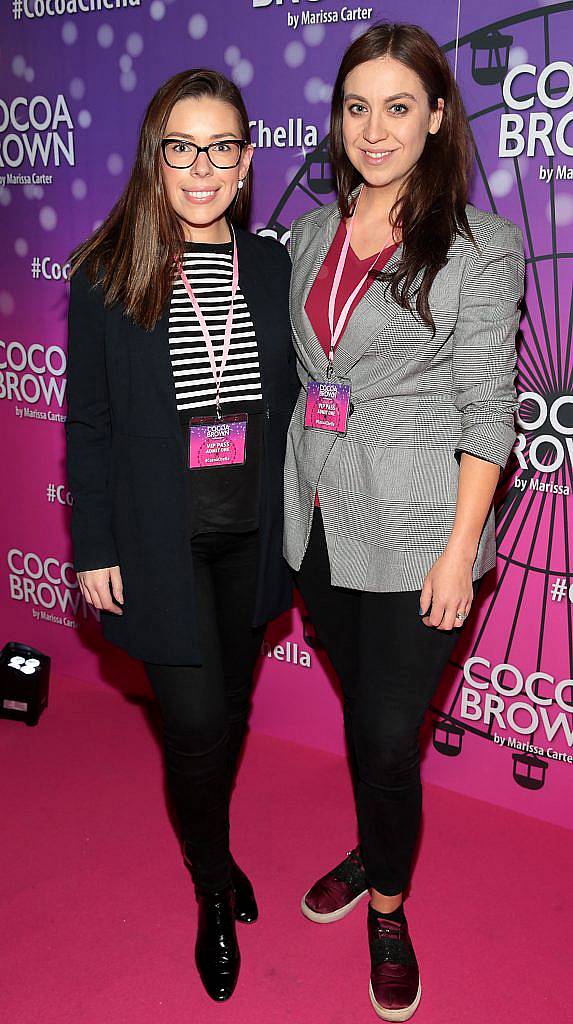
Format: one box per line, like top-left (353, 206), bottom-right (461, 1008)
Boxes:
top-left (304, 218), bottom-right (399, 506)
top-left (305, 217), bottom-right (398, 357)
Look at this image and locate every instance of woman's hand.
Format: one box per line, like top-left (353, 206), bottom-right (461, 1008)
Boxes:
top-left (419, 546), bottom-right (474, 631)
top-left (77, 565), bottom-right (124, 615)
top-left (419, 452), bottom-right (501, 630)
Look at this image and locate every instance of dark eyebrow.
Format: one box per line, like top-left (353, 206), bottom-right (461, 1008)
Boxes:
top-left (344, 92), bottom-right (418, 103)
top-left (163, 130), bottom-right (242, 140)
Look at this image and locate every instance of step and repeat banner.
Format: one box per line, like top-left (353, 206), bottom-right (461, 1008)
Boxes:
top-left (1, 0), bottom-right (572, 829)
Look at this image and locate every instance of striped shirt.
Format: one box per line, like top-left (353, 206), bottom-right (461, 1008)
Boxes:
top-left (169, 241), bottom-right (263, 415)
top-left (168, 239), bottom-right (264, 538)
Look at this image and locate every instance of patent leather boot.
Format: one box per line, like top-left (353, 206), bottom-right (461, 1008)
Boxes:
top-left (231, 857), bottom-right (258, 923)
top-left (183, 844), bottom-right (258, 924)
top-left (195, 884), bottom-right (240, 1001)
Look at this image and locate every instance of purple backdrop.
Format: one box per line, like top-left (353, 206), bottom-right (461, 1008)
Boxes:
top-left (2, 0), bottom-right (573, 829)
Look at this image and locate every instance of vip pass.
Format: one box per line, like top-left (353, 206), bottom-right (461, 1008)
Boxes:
top-left (304, 380), bottom-right (351, 434)
top-left (189, 415), bottom-right (247, 470)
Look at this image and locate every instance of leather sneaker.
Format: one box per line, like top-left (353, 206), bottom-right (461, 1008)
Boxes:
top-left (368, 906), bottom-right (421, 1021)
top-left (301, 846), bottom-right (368, 923)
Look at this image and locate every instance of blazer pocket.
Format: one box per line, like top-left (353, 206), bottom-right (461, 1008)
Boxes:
top-left (371, 438), bottom-right (415, 504)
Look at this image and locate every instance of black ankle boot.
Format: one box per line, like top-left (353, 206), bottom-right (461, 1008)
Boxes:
top-left (183, 843), bottom-right (258, 925)
top-left (195, 884), bottom-right (240, 1001)
top-left (230, 857), bottom-right (258, 924)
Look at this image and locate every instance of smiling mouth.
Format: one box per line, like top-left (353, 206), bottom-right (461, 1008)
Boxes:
top-left (361, 149), bottom-right (396, 160)
top-left (181, 188), bottom-right (219, 200)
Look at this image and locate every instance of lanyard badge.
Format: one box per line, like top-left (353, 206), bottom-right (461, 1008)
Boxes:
top-left (177, 228), bottom-right (248, 469)
top-left (304, 379), bottom-right (351, 434)
top-left (304, 185), bottom-right (392, 436)
top-left (188, 413), bottom-right (248, 469)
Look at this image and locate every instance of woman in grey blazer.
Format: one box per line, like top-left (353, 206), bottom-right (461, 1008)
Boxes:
top-left (284, 22), bottom-right (525, 1022)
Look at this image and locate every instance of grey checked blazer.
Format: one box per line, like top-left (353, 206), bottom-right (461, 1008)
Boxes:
top-left (283, 199), bottom-right (525, 592)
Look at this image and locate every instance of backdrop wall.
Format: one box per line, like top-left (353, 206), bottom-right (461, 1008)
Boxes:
top-left (2, 0), bottom-right (572, 829)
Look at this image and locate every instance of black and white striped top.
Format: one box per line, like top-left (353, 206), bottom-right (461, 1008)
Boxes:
top-left (169, 241), bottom-right (263, 414)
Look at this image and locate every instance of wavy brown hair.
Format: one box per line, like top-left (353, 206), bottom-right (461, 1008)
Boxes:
top-left (69, 69), bottom-right (253, 330)
top-left (331, 22), bottom-right (476, 334)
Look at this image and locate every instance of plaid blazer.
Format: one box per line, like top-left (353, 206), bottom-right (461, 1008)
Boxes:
top-left (283, 199), bottom-right (525, 592)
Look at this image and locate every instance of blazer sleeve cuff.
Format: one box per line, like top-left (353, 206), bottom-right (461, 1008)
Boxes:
top-left (71, 505), bottom-right (118, 572)
top-left (454, 419), bottom-right (517, 469)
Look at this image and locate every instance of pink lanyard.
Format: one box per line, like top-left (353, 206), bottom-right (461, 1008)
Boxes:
top-left (327, 185), bottom-right (392, 372)
top-left (176, 227), bottom-right (239, 418)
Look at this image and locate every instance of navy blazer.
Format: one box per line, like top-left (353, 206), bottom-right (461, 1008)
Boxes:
top-left (66, 229), bottom-right (298, 665)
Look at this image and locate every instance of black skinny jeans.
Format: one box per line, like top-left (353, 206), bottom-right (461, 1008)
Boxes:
top-left (296, 509), bottom-right (465, 896)
top-left (144, 529), bottom-right (264, 893)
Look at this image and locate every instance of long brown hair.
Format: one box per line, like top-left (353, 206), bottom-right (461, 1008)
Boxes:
top-left (330, 22), bottom-right (476, 334)
top-left (69, 69), bottom-right (253, 330)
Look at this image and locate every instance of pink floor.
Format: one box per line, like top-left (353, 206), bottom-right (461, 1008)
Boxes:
top-left (1, 674), bottom-right (570, 1024)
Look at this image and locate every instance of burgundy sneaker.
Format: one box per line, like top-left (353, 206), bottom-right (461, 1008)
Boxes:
top-left (368, 908), bottom-right (421, 1021)
top-left (301, 847), bottom-right (368, 923)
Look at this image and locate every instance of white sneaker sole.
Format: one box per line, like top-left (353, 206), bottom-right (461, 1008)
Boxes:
top-left (369, 978), bottom-right (422, 1021)
top-left (300, 887), bottom-right (368, 923)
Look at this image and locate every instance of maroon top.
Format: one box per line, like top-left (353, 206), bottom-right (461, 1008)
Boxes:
top-left (304, 217), bottom-right (398, 506)
top-left (305, 216), bottom-right (398, 357)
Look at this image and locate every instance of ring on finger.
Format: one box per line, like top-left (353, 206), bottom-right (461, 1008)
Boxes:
top-left (455, 610), bottom-right (468, 622)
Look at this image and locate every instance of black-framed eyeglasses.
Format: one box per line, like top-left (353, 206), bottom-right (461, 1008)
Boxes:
top-left (161, 138), bottom-right (247, 170)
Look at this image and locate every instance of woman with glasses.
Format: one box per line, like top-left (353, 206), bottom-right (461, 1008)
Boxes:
top-left (66, 69), bottom-right (297, 1002)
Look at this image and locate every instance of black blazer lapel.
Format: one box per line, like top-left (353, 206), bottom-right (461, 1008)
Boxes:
top-left (235, 228), bottom-right (282, 402)
top-left (120, 296), bottom-right (182, 439)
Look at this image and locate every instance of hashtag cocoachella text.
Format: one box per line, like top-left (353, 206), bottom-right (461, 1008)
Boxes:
top-left (12, 0), bottom-right (140, 21)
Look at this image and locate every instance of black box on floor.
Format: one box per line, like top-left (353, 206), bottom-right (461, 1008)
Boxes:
top-left (0, 642), bottom-right (50, 726)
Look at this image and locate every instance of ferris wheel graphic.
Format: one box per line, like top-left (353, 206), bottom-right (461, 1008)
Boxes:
top-left (264, 3), bottom-right (573, 790)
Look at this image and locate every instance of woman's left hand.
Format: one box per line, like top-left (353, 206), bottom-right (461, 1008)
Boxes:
top-left (419, 547), bottom-right (474, 631)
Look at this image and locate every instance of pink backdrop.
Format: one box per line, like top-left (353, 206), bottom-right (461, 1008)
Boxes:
top-left (2, 0), bottom-right (572, 830)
